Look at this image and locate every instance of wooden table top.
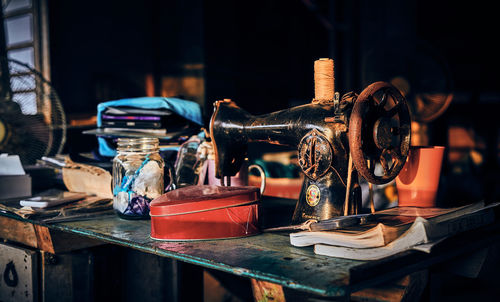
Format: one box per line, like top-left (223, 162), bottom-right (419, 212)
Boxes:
top-left (1, 196), bottom-right (499, 298)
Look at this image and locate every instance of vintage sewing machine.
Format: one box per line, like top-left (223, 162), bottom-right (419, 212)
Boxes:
top-left (209, 59), bottom-right (411, 224)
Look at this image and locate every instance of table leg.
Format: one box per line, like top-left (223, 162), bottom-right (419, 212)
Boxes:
top-left (351, 270), bottom-right (428, 302)
top-left (251, 279), bottom-right (286, 302)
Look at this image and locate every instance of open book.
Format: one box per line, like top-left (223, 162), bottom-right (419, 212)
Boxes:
top-left (290, 202), bottom-right (489, 249)
top-left (314, 203), bottom-right (498, 260)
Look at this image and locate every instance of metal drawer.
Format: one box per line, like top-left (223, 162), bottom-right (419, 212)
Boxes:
top-left (0, 242), bottom-right (38, 302)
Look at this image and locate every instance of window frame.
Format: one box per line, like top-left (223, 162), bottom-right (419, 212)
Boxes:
top-left (2, 0), bottom-right (50, 114)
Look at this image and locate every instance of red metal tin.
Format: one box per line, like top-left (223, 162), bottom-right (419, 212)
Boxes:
top-left (150, 185), bottom-right (260, 240)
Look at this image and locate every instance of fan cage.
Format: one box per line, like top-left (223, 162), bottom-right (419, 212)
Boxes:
top-left (1, 57), bottom-right (66, 163)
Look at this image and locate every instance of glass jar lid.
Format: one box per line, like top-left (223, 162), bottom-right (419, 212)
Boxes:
top-left (116, 137), bottom-right (159, 153)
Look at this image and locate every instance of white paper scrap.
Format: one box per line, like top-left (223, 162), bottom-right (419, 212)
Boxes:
top-left (0, 154), bottom-right (26, 175)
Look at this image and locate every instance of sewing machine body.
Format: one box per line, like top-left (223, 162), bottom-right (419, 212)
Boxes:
top-left (210, 98), bottom-right (361, 223)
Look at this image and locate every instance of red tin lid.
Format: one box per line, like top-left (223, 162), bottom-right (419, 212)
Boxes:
top-left (150, 185), bottom-right (260, 217)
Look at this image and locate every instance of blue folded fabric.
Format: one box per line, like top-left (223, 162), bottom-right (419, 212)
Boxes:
top-left (97, 97), bottom-right (203, 126)
top-left (96, 97), bottom-right (203, 157)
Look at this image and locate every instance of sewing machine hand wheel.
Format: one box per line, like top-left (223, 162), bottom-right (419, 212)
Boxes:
top-left (348, 81), bottom-right (411, 184)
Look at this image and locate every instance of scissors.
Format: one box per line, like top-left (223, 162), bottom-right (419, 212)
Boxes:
top-left (263, 213), bottom-right (374, 232)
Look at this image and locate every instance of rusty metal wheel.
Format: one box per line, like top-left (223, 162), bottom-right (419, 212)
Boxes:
top-left (348, 81), bottom-right (411, 184)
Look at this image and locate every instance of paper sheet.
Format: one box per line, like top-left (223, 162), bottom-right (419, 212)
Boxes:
top-left (0, 154), bottom-right (26, 175)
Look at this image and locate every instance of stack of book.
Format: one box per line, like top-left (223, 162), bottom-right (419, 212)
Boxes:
top-left (101, 106), bottom-right (192, 136)
top-left (290, 202), bottom-right (498, 260)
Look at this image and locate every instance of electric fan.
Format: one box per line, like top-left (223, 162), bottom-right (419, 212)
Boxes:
top-left (0, 57), bottom-right (66, 165)
top-left (362, 40), bottom-right (453, 123)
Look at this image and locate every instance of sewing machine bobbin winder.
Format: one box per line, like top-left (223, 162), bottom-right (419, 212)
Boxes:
top-left (209, 58), bottom-right (411, 224)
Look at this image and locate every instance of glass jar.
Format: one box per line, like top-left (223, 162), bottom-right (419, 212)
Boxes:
top-left (112, 137), bottom-right (164, 219)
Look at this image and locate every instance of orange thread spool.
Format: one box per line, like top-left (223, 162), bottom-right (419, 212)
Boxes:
top-left (314, 58), bottom-right (335, 103)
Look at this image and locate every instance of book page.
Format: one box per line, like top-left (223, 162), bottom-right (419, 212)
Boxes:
top-left (375, 203), bottom-right (483, 218)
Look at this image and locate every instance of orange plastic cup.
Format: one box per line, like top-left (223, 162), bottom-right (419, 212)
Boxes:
top-left (396, 146), bottom-right (445, 207)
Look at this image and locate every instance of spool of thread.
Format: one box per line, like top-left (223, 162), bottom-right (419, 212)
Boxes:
top-left (314, 58), bottom-right (335, 103)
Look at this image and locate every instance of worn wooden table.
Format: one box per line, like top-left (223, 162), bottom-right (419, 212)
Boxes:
top-left (1, 197), bottom-right (499, 300)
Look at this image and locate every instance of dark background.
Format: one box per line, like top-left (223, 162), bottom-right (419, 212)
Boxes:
top-left (47, 0), bottom-right (499, 203)
top-left (48, 0), bottom-right (496, 114)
